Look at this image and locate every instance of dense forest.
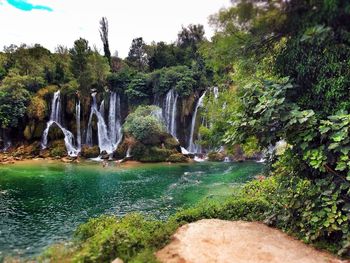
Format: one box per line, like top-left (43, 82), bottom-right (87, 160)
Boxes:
top-left (1, 0), bottom-right (350, 262)
top-left (0, 19), bottom-right (215, 162)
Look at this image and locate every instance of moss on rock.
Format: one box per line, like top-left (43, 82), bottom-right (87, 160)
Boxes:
top-left (208, 152), bottom-right (225, 162)
top-left (81, 145), bottom-right (100, 158)
top-left (166, 153), bottom-right (188, 163)
top-left (49, 140), bottom-right (67, 157)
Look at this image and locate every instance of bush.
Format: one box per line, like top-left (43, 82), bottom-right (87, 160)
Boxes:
top-left (123, 105), bottom-right (166, 142)
top-left (26, 96), bottom-right (47, 121)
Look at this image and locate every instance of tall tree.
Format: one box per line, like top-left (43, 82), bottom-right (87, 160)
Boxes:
top-left (99, 17), bottom-right (112, 67)
top-left (69, 38), bottom-right (92, 92)
top-left (177, 24), bottom-right (205, 49)
top-left (126, 37), bottom-right (148, 72)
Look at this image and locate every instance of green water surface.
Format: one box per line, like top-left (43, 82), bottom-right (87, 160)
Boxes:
top-left (0, 161), bottom-right (262, 258)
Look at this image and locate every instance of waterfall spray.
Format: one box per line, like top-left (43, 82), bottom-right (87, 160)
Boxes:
top-left (108, 92), bottom-right (123, 149)
top-left (188, 92), bottom-right (206, 153)
top-left (163, 89), bottom-right (178, 138)
top-left (86, 93), bottom-right (113, 154)
top-left (76, 101), bottom-right (81, 151)
top-left (41, 91), bottom-right (80, 156)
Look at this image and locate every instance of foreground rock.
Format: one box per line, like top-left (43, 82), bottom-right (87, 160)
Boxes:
top-left (156, 219), bottom-right (346, 263)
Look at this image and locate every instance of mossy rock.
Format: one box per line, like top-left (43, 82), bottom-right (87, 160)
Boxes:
top-left (23, 125), bottom-right (33, 141)
top-left (48, 124), bottom-right (65, 141)
top-left (24, 142), bottom-right (41, 156)
top-left (130, 142), bottom-right (148, 160)
top-left (13, 146), bottom-right (25, 157)
top-left (166, 153), bottom-right (188, 163)
top-left (141, 133), bottom-right (162, 145)
top-left (66, 97), bottom-right (76, 115)
top-left (81, 145), bottom-right (100, 158)
top-left (113, 142), bottom-right (129, 159)
top-left (49, 140), bottom-right (67, 158)
top-left (139, 147), bottom-right (174, 162)
top-left (33, 122), bottom-right (46, 139)
top-left (231, 145), bottom-right (246, 162)
top-left (208, 152), bottom-right (225, 162)
top-left (163, 135), bottom-right (180, 149)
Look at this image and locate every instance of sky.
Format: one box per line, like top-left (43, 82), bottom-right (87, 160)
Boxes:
top-left (0, 0), bottom-right (229, 58)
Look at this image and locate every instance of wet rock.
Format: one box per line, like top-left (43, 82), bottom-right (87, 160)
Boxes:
top-left (81, 145), bottom-right (100, 158)
top-left (207, 152), bottom-right (225, 162)
top-left (61, 157), bottom-right (73, 163)
top-left (100, 150), bottom-right (110, 159)
top-left (167, 153), bottom-right (188, 163)
top-left (49, 140), bottom-right (67, 158)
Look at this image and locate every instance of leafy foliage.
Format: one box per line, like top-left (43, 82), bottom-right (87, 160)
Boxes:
top-left (123, 105), bottom-right (166, 142)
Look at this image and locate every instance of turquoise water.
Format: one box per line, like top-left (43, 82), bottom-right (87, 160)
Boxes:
top-left (0, 161), bottom-right (262, 258)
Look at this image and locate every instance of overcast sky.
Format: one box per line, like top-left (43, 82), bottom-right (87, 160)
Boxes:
top-left (0, 0), bottom-right (229, 58)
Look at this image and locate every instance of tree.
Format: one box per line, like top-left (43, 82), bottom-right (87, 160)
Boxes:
top-left (69, 38), bottom-right (92, 92)
top-left (147, 42), bottom-right (178, 70)
top-left (86, 51), bottom-right (110, 90)
top-left (177, 24), bottom-right (205, 49)
top-left (0, 72), bottom-right (30, 128)
top-left (126, 37), bottom-right (148, 71)
top-left (125, 72), bottom-right (151, 104)
top-left (99, 17), bottom-right (112, 67)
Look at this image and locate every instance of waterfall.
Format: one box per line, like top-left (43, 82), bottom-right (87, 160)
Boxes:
top-left (126, 146), bottom-right (132, 158)
top-left (213, 87), bottom-right (219, 100)
top-left (163, 89), bottom-right (178, 138)
top-left (76, 101), bottom-right (81, 151)
top-left (86, 93), bottom-right (113, 154)
top-left (188, 92), bottom-right (206, 153)
top-left (99, 100), bottom-right (105, 119)
top-left (108, 92), bottom-right (123, 149)
top-left (41, 91), bottom-right (80, 157)
top-left (1, 130), bottom-right (11, 152)
top-left (50, 90), bottom-right (61, 122)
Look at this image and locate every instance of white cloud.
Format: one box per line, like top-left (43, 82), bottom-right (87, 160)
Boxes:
top-left (0, 0), bottom-right (228, 58)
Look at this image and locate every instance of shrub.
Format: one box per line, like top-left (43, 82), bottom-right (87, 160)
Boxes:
top-left (26, 96), bottom-right (47, 121)
top-left (123, 106), bottom-right (166, 142)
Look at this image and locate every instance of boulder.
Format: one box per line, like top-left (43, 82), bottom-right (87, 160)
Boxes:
top-left (207, 152), bottom-right (225, 162)
top-left (81, 145), bottom-right (100, 158)
top-left (167, 153), bottom-right (188, 163)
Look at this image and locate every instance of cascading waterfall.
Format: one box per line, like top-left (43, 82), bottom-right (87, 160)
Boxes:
top-left (76, 101), bottom-right (81, 151)
top-left (163, 89), bottom-right (178, 138)
top-left (213, 86), bottom-right (219, 100)
top-left (41, 91), bottom-right (79, 156)
top-left (108, 92), bottom-right (123, 149)
top-left (188, 92), bottom-right (206, 153)
top-left (99, 100), bottom-right (105, 119)
top-left (86, 93), bottom-right (113, 153)
top-left (0, 130), bottom-right (11, 152)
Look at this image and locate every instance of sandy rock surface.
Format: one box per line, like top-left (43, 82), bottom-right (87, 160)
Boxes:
top-left (156, 219), bottom-right (348, 263)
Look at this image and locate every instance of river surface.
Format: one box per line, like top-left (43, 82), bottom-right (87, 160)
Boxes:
top-left (0, 161), bottom-right (262, 259)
